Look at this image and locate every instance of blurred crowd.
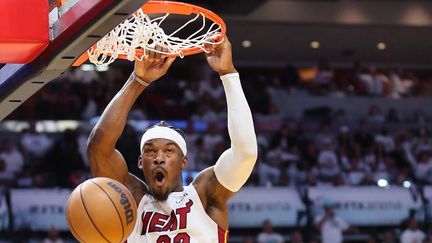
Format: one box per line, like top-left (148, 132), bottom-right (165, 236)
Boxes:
top-left (294, 61), bottom-right (430, 98)
top-left (242, 213), bottom-right (431, 243)
top-left (255, 117), bottom-right (432, 190)
top-left (5, 62), bottom-right (432, 121)
top-left (2, 62), bottom-right (432, 189)
top-left (3, 107), bottom-right (432, 191)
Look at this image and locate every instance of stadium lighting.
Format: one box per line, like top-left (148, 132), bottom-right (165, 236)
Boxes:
top-left (95, 65), bottom-right (109, 72)
top-left (310, 41), bottom-right (320, 49)
top-left (81, 64), bottom-right (95, 71)
top-left (377, 179), bottom-right (388, 187)
top-left (377, 42), bottom-right (386, 50)
top-left (403, 180), bottom-right (411, 188)
top-left (241, 40), bottom-right (252, 48)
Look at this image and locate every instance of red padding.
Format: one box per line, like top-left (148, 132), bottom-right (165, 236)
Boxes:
top-left (0, 0), bottom-right (49, 64)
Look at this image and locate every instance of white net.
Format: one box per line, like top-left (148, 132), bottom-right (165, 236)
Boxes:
top-left (88, 9), bottom-right (223, 66)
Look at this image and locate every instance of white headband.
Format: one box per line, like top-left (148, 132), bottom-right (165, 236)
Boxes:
top-left (140, 126), bottom-right (187, 155)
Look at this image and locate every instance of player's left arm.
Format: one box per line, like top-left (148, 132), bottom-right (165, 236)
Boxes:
top-left (193, 37), bottom-right (258, 227)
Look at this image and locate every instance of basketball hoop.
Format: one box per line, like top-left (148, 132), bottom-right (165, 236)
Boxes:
top-left (73, 1), bottom-right (226, 66)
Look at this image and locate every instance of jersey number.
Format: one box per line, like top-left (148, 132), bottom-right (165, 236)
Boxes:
top-left (157, 233), bottom-right (190, 243)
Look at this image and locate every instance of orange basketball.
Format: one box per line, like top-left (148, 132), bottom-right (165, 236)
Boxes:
top-left (66, 177), bottom-right (137, 242)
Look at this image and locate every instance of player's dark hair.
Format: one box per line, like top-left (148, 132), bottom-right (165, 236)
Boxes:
top-left (142, 120), bottom-right (185, 139)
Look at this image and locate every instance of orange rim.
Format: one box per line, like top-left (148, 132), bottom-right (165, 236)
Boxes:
top-left (72, 0), bottom-right (226, 66)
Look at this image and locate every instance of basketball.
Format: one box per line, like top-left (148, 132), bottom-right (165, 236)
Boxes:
top-left (66, 177), bottom-right (137, 242)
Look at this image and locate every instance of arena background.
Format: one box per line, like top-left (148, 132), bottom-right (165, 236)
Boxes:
top-left (2, 0), bottom-right (432, 242)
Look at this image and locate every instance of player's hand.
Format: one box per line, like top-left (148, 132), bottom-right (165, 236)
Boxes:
top-left (134, 46), bottom-right (176, 84)
top-left (204, 35), bottom-right (237, 76)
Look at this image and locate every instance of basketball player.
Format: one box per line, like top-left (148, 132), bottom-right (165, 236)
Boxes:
top-left (87, 37), bottom-right (257, 242)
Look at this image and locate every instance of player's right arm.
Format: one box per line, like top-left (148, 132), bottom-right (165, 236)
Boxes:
top-left (87, 50), bottom-right (175, 202)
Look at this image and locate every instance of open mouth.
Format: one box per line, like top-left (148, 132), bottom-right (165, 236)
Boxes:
top-left (154, 171), bottom-right (166, 187)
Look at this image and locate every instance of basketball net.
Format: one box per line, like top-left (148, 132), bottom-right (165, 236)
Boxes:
top-left (88, 9), bottom-right (224, 66)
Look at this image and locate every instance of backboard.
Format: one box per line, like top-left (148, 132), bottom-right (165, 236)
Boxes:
top-left (0, 0), bottom-right (149, 120)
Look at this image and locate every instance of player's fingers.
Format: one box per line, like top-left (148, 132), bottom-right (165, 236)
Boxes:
top-left (161, 46), bottom-right (168, 58)
top-left (203, 43), bottom-right (213, 53)
top-left (150, 47), bottom-right (157, 61)
top-left (155, 45), bottom-right (163, 60)
top-left (144, 48), bottom-right (153, 61)
top-left (223, 36), bottom-right (232, 48)
top-left (162, 57), bottom-right (176, 70)
top-left (212, 32), bottom-right (223, 42)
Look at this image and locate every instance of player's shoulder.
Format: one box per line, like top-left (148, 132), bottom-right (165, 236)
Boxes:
top-left (193, 167), bottom-right (216, 185)
top-left (191, 167), bottom-right (216, 195)
top-left (192, 166), bottom-right (234, 203)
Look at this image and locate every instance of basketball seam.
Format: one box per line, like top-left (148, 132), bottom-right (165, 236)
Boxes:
top-left (90, 180), bottom-right (126, 243)
top-left (80, 182), bottom-right (112, 243)
top-left (66, 193), bottom-right (87, 243)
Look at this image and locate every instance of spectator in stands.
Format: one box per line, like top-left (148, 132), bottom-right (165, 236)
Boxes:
top-left (375, 126), bottom-right (395, 153)
top-left (412, 129), bottom-right (432, 156)
top-left (368, 235), bottom-right (379, 243)
top-left (53, 81), bottom-right (82, 119)
top-left (317, 138), bottom-right (340, 183)
top-left (199, 73), bottom-right (224, 103)
top-left (382, 229), bottom-right (396, 243)
top-left (315, 122), bottom-right (335, 149)
top-left (259, 146), bottom-right (283, 186)
top-left (389, 69), bottom-right (404, 99)
top-left (42, 226), bottom-right (64, 243)
top-left (360, 173), bottom-right (376, 186)
top-left (0, 140), bottom-right (24, 185)
top-left (187, 137), bottom-right (213, 171)
top-left (80, 89), bottom-right (98, 120)
top-left (266, 75), bottom-right (286, 105)
top-left (45, 129), bottom-right (86, 187)
top-left (305, 170), bottom-right (319, 187)
top-left (354, 122), bottom-right (374, 153)
top-left (361, 66), bottom-right (388, 97)
top-left (412, 151), bottom-right (432, 184)
top-left (386, 107), bottom-right (401, 123)
top-left (0, 159), bottom-right (8, 185)
top-left (269, 123), bottom-right (297, 150)
top-left (184, 120), bottom-right (199, 146)
top-left (76, 127), bottom-right (89, 168)
top-left (182, 80), bottom-right (200, 114)
top-left (379, 155), bottom-right (398, 184)
top-left (345, 157), bottom-right (367, 185)
top-left (291, 229), bottom-right (304, 243)
top-left (303, 141), bottom-right (319, 168)
top-left (20, 121), bottom-right (53, 161)
top-left (202, 123), bottom-right (223, 151)
top-left (400, 217), bottom-right (426, 243)
top-left (412, 109), bottom-right (429, 125)
top-left (315, 60), bottom-right (334, 94)
top-left (333, 109), bottom-right (350, 130)
top-left (257, 219), bottom-right (284, 243)
top-left (315, 199), bottom-right (349, 243)
top-left (367, 105), bottom-right (385, 129)
top-left (337, 125), bottom-right (353, 150)
top-left (191, 103), bottom-right (218, 122)
top-left (128, 104), bottom-right (147, 120)
top-left (398, 69), bottom-right (417, 97)
top-left (333, 174), bottom-right (346, 186)
top-left (242, 235), bottom-right (255, 243)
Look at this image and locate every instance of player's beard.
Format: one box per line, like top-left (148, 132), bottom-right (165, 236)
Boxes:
top-left (151, 187), bottom-right (170, 201)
